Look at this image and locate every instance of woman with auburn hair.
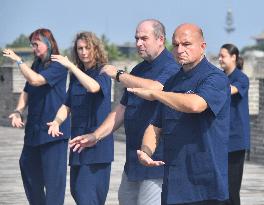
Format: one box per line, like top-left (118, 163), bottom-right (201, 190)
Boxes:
top-left (2, 28), bottom-right (70, 205)
top-left (47, 31), bottom-right (113, 205)
top-left (219, 43), bottom-right (250, 205)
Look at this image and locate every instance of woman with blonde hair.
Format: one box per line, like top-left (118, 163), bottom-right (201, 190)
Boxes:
top-left (48, 31), bottom-right (113, 205)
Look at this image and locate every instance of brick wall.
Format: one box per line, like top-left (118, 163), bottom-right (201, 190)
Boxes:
top-left (249, 79), bottom-right (264, 164)
top-left (0, 67), bottom-right (20, 126)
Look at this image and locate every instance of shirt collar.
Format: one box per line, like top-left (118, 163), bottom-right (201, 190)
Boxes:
top-left (181, 56), bottom-right (208, 79)
top-left (144, 48), bottom-right (170, 69)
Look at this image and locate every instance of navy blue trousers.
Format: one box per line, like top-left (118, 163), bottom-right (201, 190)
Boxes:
top-left (162, 198), bottom-right (227, 205)
top-left (19, 140), bottom-right (68, 205)
top-left (70, 163), bottom-right (111, 205)
top-left (227, 150), bottom-right (246, 205)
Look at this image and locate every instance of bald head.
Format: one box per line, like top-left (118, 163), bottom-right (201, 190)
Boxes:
top-left (173, 23), bottom-right (204, 42)
top-left (172, 23), bottom-right (206, 70)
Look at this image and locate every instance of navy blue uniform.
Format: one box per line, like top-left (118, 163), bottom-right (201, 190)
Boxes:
top-left (65, 66), bottom-right (113, 205)
top-left (227, 68), bottom-right (250, 205)
top-left (228, 68), bottom-right (250, 152)
top-left (120, 48), bottom-right (180, 181)
top-left (151, 58), bottom-right (230, 205)
top-left (20, 61), bottom-right (70, 205)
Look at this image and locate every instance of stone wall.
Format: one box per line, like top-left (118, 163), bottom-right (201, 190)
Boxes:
top-left (249, 79), bottom-right (264, 164)
top-left (0, 67), bottom-right (20, 126)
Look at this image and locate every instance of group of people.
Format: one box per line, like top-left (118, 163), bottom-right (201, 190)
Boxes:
top-left (2, 18), bottom-right (250, 205)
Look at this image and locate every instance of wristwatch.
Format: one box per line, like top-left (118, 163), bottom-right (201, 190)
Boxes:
top-left (116, 70), bottom-right (125, 82)
top-left (16, 59), bottom-right (24, 66)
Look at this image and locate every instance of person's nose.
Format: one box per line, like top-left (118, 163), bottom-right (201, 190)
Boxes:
top-left (136, 39), bottom-right (143, 47)
top-left (177, 44), bottom-right (185, 53)
top-left (81, 48), bottom-right (88, 55)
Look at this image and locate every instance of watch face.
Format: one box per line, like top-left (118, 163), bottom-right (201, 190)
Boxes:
top-left (116, 70), bottom-right (125, 82)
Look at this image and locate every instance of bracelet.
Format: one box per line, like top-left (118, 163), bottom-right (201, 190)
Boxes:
top-left (13, 110), bottom-right (23, 120)
top-left (16, 60), bottom-right (24, 66)
top-left (116, 70), bottom-right (125, 82)
top-left (141, 145), bottom-right (153, 157)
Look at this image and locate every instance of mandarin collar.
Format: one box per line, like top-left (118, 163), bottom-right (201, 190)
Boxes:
top-left (180, 57), bottom-right (208, 79)
top-left (144, 48), bottom-right (170, 68)
top-left (227, 67), bottom-right (239, 79)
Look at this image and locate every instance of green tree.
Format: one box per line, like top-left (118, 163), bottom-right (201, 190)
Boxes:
top-left (101, 34), bottom-right (124, 61)
top-left (6, 34), bottom-right (30, 48)
top-left (165, 39), bottom-right (173, 52)
top-left (0, 47), bottom-right (4, 65)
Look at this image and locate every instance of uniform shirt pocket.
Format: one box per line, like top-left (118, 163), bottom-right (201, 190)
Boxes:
top-left (162, 107), bottom-right (182, 134)
top-left (71, 83), bottom-right (88, 107)
top-left (187, 152), bottom-right (215, 185)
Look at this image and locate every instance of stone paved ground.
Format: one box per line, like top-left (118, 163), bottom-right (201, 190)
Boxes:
top-left (0, 126), bottom-right (263, 205)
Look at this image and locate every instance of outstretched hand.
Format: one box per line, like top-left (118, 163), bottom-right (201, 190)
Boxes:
top-left (2, 49), bottom-right (21, 62)
top-left (8, 113), bottom-right (24, 128)
top-left (47, 121), bottom-right (63, 137)
top-left (69, 134), bottom-right (98, 153)
top-left (137, 150), bottom-right (165, 167)
top-left (127, 88), bottom-right (156, 101)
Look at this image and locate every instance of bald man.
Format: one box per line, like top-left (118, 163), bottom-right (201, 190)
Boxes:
top-left (132, 23), bottom-right (230, 205)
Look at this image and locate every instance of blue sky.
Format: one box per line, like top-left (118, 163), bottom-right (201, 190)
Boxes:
top-left (1, 0), bottom-right (263, 54)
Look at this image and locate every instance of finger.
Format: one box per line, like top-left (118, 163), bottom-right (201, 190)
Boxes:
top-left (72, 144), bottom-right (81, 152)
top-left (55, 131), bottom-right (63, 137)
top-left (78, 147), bottom-right (84, 153)
top-left (48, 128), bottom-right (52, 135)
top-left (11, 120), bottom-right (16, 127)
top-left (156, 161), bottom-right (165, 165)
top-left (69, 138), bottom-right (78, 146)
top-left (69, 143), bottom-right (76, 148)
top-left (70, 136), bottom-right (82, 143)
top-left (150, 161), bottom-right (165, 166)
top-left (99, 69), bottom-right (106, 74)
top-left (18, 121), bottom-right (24, 127)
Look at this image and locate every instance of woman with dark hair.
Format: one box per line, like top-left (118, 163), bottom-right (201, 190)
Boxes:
top-left (219, 43), bottom-right (250, 205)
top-left (47, 31), bottom-right (113, 205)
top-left (2, 28), bottom-right (70, 205)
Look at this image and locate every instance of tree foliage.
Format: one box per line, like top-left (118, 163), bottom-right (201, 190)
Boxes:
top-left (6, 34), bottom-right (30, 48)
top-left (165, 40), bottom-right (173, 52)
top-left (101, 34), bottom-right (125, 61)
top-left (0, 47), bottom-right (4, 65)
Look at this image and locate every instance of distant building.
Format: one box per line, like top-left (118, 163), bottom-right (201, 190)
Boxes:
top-left (253, 31), bottom-right (264, 47)
top-left (117, 44), bottom-right (137, 58)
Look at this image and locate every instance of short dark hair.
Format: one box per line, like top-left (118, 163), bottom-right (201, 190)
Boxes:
top-left (140, 19), bottom-right (166, 43)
